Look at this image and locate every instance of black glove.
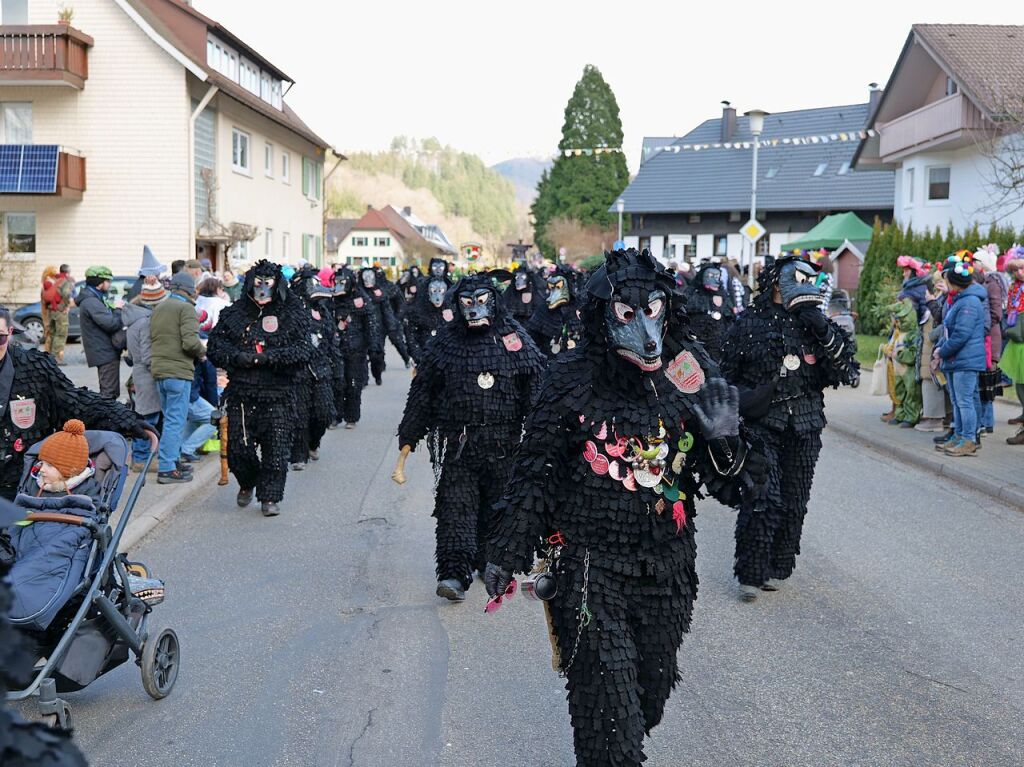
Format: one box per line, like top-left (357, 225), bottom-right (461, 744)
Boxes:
top-left (131, 419), bottom-right (160, 440)
top-left (796, 305), bottom-right (829, 335)
top-left (233, 351), bottom-right (256, 368)
top-left (691, 378), bottom-right (740, 440)
top-left (404, 356), bottom-right (412, 369)
top-left (253, 353), bottom-right (268, 366)
top-left (483, 562), bottom-right (513, 599)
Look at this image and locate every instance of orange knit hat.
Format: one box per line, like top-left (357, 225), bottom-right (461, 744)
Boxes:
top-left (39, 420), bottom-right (90, 479)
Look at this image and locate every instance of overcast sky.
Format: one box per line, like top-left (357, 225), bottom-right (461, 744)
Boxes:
top-left (195, 0), bottom-right (1021, 172)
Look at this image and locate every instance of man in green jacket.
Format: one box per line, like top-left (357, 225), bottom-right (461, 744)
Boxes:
top-left (150, 272), bottom-right (204, 484)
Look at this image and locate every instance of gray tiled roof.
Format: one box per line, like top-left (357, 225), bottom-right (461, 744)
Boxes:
top-left (618, 103), bottom-right (895, 214)
top-left (325, 218), bottom-right (358, 251)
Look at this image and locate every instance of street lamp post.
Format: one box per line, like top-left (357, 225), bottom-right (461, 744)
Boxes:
top-left (744, 109), bottom-right (769, 290)
top-left (616, 198), bottom-right (625, 242)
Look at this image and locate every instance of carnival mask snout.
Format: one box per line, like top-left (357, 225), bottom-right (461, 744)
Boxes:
top-left (428, 279), bottom-right (447, 308)
top-left (252, 276), bottom-right (276, 306)
top-left (459, 288), bottom-right (494, 328)
top-left (779, 260), bottom-right (824, 311)
top-left (606, 290), bottom-right (666, 372)
top-left (547, 277), bottom-right (570, 309)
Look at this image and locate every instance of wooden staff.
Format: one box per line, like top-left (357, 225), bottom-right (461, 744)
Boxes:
top-left (218, 415), bottom-right (230, 486)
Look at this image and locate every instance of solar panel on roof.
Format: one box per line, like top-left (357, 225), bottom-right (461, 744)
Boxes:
top-left (0, 145), bottom-right (59, 194)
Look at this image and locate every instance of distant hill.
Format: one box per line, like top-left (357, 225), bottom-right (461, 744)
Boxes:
top-left (491, 157), bottom-right (553, 204)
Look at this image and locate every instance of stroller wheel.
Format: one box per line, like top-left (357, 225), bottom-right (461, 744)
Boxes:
top-left (141, 626), bottom-right (180, 700)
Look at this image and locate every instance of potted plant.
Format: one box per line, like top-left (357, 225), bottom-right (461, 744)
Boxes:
top-left (57, 4), bottom-right (74, 25)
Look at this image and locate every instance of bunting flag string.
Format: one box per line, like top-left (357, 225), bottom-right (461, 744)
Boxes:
top-left (561, 128), bottom-right (878, 158)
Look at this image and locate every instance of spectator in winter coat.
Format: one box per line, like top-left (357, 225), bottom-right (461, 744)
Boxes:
top-left (974, 249), bottom-right (1006, 432)
top-left (75, 265), bottom-right (124, 399)
top-left (123, 283), bottom-right (167, 472)
top-left (150, 273), bottom-right (204, 483)
top-left (934, 254), bottom-right (988, 457)
top-left (126, 245), bottom-right (167, 302)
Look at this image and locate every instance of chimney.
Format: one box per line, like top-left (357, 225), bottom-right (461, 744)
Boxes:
top-left (366, 204), bottom-right (373, 211)
top-left (403, 206), bottom-right (412, 216)
top-left (868, 82), bottom-right (882, 114)
top-left (720, 101), bottom-right (737, 142)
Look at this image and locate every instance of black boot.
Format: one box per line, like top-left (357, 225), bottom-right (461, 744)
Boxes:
top-left (236, 488), bottom-right (254, 507)
top-left (261, 501), bottom-right (281, 517)
top-left (436, 579), bottom-right (466, 601)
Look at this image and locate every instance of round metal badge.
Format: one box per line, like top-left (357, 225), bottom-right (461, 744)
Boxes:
top-left (783, 354), bottom-right (801, 371)
top-left (711, 311), bottom-right (722, 320)
top-left (477, 372), bottom-right (495, 390)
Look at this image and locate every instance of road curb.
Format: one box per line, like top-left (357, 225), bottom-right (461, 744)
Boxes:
top-left (827, 419), bottom-right (1024, 510)
top-left (119, 458), bottom-right (221, 551)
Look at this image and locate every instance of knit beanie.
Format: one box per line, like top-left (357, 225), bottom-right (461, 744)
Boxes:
top-left (137, 283), bottom-right (168, 307)
top-left (170, 272), bottom-right (196, 297)
top-left (39, 420), bottom-right (90, 479)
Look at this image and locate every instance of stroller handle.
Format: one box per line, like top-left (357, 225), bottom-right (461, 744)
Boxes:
top-left (26, 512), bottom-right (88, 526)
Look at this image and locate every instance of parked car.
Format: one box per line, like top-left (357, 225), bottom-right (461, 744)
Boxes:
top-left (14, 276), bottom-right (136, 346)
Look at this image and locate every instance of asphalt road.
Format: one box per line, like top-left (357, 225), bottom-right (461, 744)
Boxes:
top-left (25, 351), bottom-right (1024, 767)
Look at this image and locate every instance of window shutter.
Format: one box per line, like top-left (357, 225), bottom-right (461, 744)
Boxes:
top-left (302, 159), bottom-right (311, 197)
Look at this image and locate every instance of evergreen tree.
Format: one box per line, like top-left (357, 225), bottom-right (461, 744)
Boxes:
top-left (531, 65), bottom-right (630, 256)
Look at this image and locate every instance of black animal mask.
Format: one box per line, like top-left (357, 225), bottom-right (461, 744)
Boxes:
top-left (778, 259), bottom-right (822, 310)
top-left (700, 266), bottom-right (722, 292)
top-left (245, 259), bottom-right (288, 307)
top-left (458, 287), bottom-right (494, 328)
top-left (547, 274), bottom-right (570, 309)
top-left (360, 269), bottom-right (376, 289)
top-left (515, 271), bottom-right (529, 291)
top-left (605, 289), bottom-right (667, 372)
top-left (428, 279), bottom-right (447, 308)
top-left (429, 259), bottom-right (448, 280)
top-left (334, 268), bottom-right (356, 297)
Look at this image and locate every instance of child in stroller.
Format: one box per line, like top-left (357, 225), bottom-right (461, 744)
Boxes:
top-left (4, 420), bottom-right (180, 731)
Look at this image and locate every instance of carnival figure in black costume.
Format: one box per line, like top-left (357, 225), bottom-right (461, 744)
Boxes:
top-left (288, 266), bottom-right (340, 469)
top-left (360, 267), bottom-right (410, 385)
top-left (374, 265), bottom-right (405, 319)
top-left (392, 271), bottom-right (546, 601)
top-left (525, 265), bottom-right (584, 358)
top-left (720, 255), bottom-right (858, 601)
top-left (681, 260), bottom-right (735, 361)
top-left (485, 248), bottom-right (759, 767)
top-left (403, 274), bottom-right (453, 365)
top-left (0, 307), bottom-right (153, 501)
top-left (397, 265), bottom-right (423, 311)
top-left (502, 262), bottom-right (540, 324)
top-left (333, 267), bottom-right (383, 428)
top-left (207, 260), bottom-right (314, 516)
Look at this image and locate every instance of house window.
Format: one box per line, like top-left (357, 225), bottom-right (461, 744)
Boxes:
top-left (281, 153), bottom-right (290, 183)
top-left (5, 212), bottom-right (35, 255)
top-left (928, 166), bottom-right (950, 201)
top-left (945, 77), bottom-right (959, 97)
top-left (682, 242), bottom-right (696, 260)
top-left (374, 236), bottom-right (391, 247)
top-left (838, 161), bottom-right (850, 175)
top-left (270, 80), bottom-right (283, 110)
top-left (0, 0), bottom-right (28, 24)
top-left (264, 143), bottom-right (274, 178)
top-left (728, 211), bottom-right (741, 223)
top-left (282, 232), bottom-right (290, 259)
top-left (260, 73), bottom-right (272, 103)
top-left (687, 213), bottom-right (701, 224)
top-left (0, 103), bottom-right (32, 143)
top-left (240, 59), bottom-right (260, 96)
top-left (265, 228), bottom-right (273, 257)
top-left (232, 129), bottom-right (251, 174)
top-left (756, 237), bottom-right (772, 256)
top-left (906, 167), bottom-right (915, 205)
top-left (764, 167), bottom-right (779, 179)
top-left (302, 158), bottom-right (322, 200)
top-left (230, 240), bottom-right (249, 261)
top-left (352, 236), bottom-right (368, 247)
top-left (813, 162), bottom-right (828, 177)
top-left (713, 235), bottom-right (728, 257)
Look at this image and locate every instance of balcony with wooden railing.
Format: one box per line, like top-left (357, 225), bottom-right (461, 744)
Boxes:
top-left (0, 25), bottom-right (94, 89)
top-left (877, 92), bottom-right (989, 161)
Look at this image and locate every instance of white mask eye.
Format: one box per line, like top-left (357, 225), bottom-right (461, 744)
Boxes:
top-left (460, 296), bottom-right (473, 307)
top-left (644, 298), bottom-right (664, 319)
top-left (613, 301), bottom-right (635, 323)
top-left (477, 293), bottom-right (489, 305)
top-left (794, 271), bottom-right (808, 284)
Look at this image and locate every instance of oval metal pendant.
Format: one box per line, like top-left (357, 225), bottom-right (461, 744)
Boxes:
top-left (783, 354), bottom-right (801, 371)
top-left (633, 467), bottom-right (662, 488)
top-left (477, 372), bottom-right (495, 389)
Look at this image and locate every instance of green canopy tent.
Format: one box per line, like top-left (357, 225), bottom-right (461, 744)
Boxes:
top-left (781, 212), bottom-right (873, 251)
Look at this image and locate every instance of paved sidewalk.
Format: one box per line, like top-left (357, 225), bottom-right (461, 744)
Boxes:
top-left (826, 375), bottom-right (1024, 509)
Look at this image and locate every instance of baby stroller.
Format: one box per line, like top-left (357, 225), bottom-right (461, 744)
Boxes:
top-left (4, 430), bottom-right (180, 730)
top-left (828, 289), bottom-right (860, 387)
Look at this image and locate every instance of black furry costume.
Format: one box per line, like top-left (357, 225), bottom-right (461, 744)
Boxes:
top-left (402, 276), bottom-right (452, 365)
top-left (207, 260), bottom-right (314, 507)
top-left (360, 268), bottom-right (409, 384)
top-left (397, 266), bottom-right (423, 312)
top-left (525, 265), bottom-right (584, 358)
top-left (0, 344), bottom-right (141, 500)
top-left (333, 268), bottom-right (384, 425)
top-left (720, 255), bottom-right (858, 590)
top-left (396, 271), bottom-right (546, 596)
top-left (288, 267), bottom-right (340, 464)
top-left (1, 499), bottom-right (87, 765)
top-left (502, 263), bottom-right (541, 324)
top-left (486, 249), bottom-right (758, 767)
top-left (681, 262), bottom-right (735, 361)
